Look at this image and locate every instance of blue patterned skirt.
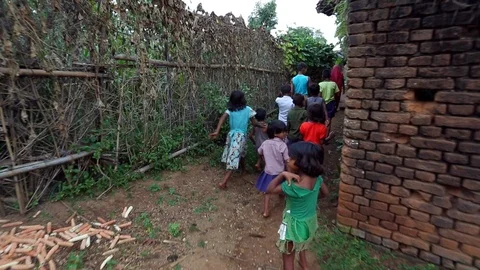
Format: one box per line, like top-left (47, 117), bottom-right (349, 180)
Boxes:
top-left (221, 131), bottom-right (247, 170)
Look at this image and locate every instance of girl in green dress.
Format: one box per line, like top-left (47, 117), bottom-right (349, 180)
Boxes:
top-left (267, 142), bottom-right (324, 270)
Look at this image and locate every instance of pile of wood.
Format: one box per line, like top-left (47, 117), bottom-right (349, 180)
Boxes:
top-left (0, 206), bottom-right (135, 269)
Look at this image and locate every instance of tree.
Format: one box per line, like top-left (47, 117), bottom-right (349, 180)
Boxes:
top-left (248, 0), bottom-right (278, 32)
top-left (278, 27), bottom-right (337, 75)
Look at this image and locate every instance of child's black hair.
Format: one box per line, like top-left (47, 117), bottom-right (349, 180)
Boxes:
top-left (292, 94), bottom-right (305, 107)
top-left (322, 69), bottom-right (331, 80)
top-left (255, 108), bottom-right (267, 121)
top-left (309, 83), bottom-right (320, 96)
top-left (280, 84), bottom-right (291, 95)
top-left (227, 90), bottom-right (247, 112)
top-left (307, 103), bottom-right (326, 123)
top-left (267, 120), bottom-right (287, 139)
top-left (297, 62), bottom-right (308, 72)
top-left (288, 142), bottom-right (324, 177)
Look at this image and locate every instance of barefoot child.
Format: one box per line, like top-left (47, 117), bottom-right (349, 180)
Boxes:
top-left (209, 90), bottom-right (264, 189)
top-left (256, 120), bottom-right (289, 217)
top-left (266, 142), bottom-right (325, 270)
top-left (319, 69), bottom-right (340, 120)
top-left (276, 85), bottom-right (294, 126)
top-left (249, 108), bottom-right (268, 170)
top-left (286, 94), bottom-right (307, 145)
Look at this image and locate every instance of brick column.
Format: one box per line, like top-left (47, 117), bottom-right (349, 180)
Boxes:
top-left (339, 1), bottom-right (480, 269)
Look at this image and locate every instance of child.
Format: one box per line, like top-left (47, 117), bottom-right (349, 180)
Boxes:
top-left (249, 108), bottom-right (269, 170)
top-left (319, 69), bottom-right (340, 119)
top-left (209, 90), bottom-right (264, 189)
top-left (291, 62), bottom-right (311, 96)
top-left (256, 120), bottom-right (289, 218)
top-left (286, 94), bottom-right (307, 145)
top-left (307, 83), bottom-right (330, 130)
top-left (266, 142), bottom-right (325, 270)
top-left (275, 84), bottom-right (294, 126)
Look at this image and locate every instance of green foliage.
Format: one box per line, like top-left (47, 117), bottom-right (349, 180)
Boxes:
top-left (66, 252), bottom-right (85, 270)
top-left (194, 197), bottom-right (217, 214)
top-left (332, 0), bottom-right (349, 57)
top-left (248, 0), bottom-right (278, 32)
top-left (278, 27), bottom-right (337, 75)
top-left (168, 222), bottom-right (182, 238)
top-left (148, 184), bottom-right (162, 192)
top-left (198, 240), bottom-right (206, 248)
top-left (136, 212), bottom-right (161, 238)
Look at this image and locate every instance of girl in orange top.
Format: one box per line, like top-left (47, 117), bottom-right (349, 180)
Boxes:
top-left (300, 103), bottom-right (332, 197)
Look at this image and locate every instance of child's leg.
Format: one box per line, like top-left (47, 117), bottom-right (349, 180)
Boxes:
top-left (263, 193), bottom-right (271, 217)
top-left (240, 157), bottom-right (246, 175)
top-left (219, 170), bottom-right (234, 189)
top-left (282, 242), bottom-right (295, 270)
top-left (299, 250), bottom-right (309, 270)
top-left (320, 182), bottom-right (329, 198)
top-left (255, 154), bottom-right (262, 171)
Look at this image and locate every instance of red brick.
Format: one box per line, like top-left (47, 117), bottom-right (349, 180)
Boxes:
top-left (362, 100), bottom-right (380, 110)
top-left (375, 163), bottom-right (393, 174)
top-left (411, 114), bottom-right (432, 125)
top-left (359, 222), bottom-right (392, 238)
top-left (340, 182), bottom-right (363, 195)
top-left (347, 89), bottom-right (373, 99)
top-left (360, 206), bottom-right (394, 222)
top-left (459, 142), bottom-right (480, 155)
top-left (338, 206), bottom-right (353, 218)
top-left (435, 91), bottom-right (480, 105)
top-left (419, 126), bottom-right (441, 138)
top-left (447, 188), bottom-right (480, 204)
top-left (350, 34), bottom-right (366, 46)
top-left (442, 258), bottom-right (455, 269)
top-left (366, 57), bottom-right (386, 67)
top-left (369, 217), bottom-right (380, 226)
top-left (452, 52), bottom-right (480, 65)
top-left (339, 191), bottom-right (354, 202)
top-left (344, 129), bottom-right (369, 141)
top-left (417, 191), bottom-right (432, 202)
top-left (382, 238), bottom-right (399, 250)
top-left (407, 78), bottom-right (454, 89)
top-left (350, 228), bottom-right (366, 239)
top-left (399, 225), bottom-right (419, 237)
top-left (410, 210), bottom-right (430, 222)
top-left (409, 56), bottom-right (432, 66)
top-left (341, 164), bottom-right (365, 178)
top-left (366, 151), bottom-right (403, 166)
top-left (410, 137), bottom-right (456, 152)
top-left (371, 200), bottom-right (388, 211)
top-left (401, 246), bottom-right (419, 257)
top-left (432, 196), bottom-right (453, 209)
top-left (372, 182), bottom-right (390, 194)
top-left (456, 264), bottom-right (478, 270)
top-left (415, 170), bottom-right (436, 182)
top-left (342, 146), bottom-right (366, 159)
top-left (391, 186), bottom-right (411, 198)
top-left (384, 79), bottom-right (405, 89)
top-left (365, 232), bottom-right (382, 245)
top-left (356, 178), bottom-right (372, 189)
top-left (349, 0), bottom-right (376, 11)
top-left (448, 105), bottom-right (475, 116)
top-left (348, 78), bottom-right (364, 88)
top-left (457, 78), bottom-right (480, 90)
top-left (361, 121), bottom-right (378, 131)
top-left (420, 40), bottom-right (474, 54)
top-left (364, 78), bottom-right (383, 88)
top-left (379, 123), bottom-right (399, 133)
top-left (375, 90), bottom-right (412, 101)
top-left (348, 68), bottom-right (375, 78)
top-left (353, 195), bottom-right (369, 206)
top-left (461, 244), bottom-right (480, 259)
top-left (397, 145), bottom-right (416, 158)
top-left (404, 158), bottom-right (447, 174)
top-left (366, 171), bottom-right (401, 186)
top-left (403, 180), bottom-right (446, 196)
top-left (439, 228), bottom-right (480, 247)
top-left (377, 143), bottom-right (396, 155)
top-left (395, 167), bottom-right (414, 179)
top-left (392, 232), bottom-right (430, 251)
top-left (369, 8), bottom-right (389, 21)
top-left (435, 26), bottom-right (465, 40)
top-left (375, 67), bottom-right (417, 78)
top-left (396, 216), bottom-right (416, 228)
top-left (418, 149), bottom-right (441, 160)
top-left (380, 220), bottom-right (399, 231)
top-left (390, 205), bottom-right (408, 216)
top-left (432, 245), bottom-right (473, 265)
top-left (401, 198), bottom-right (442, 215)
top-left (419, 251), bottom-right (441, 265)
top-left (345, 108), bottom-right (369, 120)
top-left (371, 111), bottom-right (411, 124)
top-left (463, 179), bottom-right (480, 191)
top-left (349, 23), bottom-right (374, 34)
top-left (365, 33), bottom-right (388, 44)
top-left (349, 11), bottom-right (368, 23)
top-left (377, 18), bottom-right (420, 32)
top-left (432, 54), bottom-right (451, 66)
top-left (456, 198), bottom-right (480, 214)
top-left (446, 129), bottom-right (472, 141)
top-left (455, 222), bottom-right (480, 236)
top-left (398, 125), bottom-right (418, 135)
top-left (340, 200), bottom-right (360, 213)
top-left (418, 66), bottom-right (469, 77)
top-left (444, 153), bottom-right (469, 165)
top-left (431, 215), bottom-right (454, 229)
top-left (386, 56), bottom-right (408, 66)
top-left (435, 115), bottom-right (480, 129)
top-left (451, 165), bottom-right (480, 181)
top-left (440, 238), bottom-right (459, 250)
top-left (410, 29), bottom-right (433, 41)
top-left (353, 212), bottom-right (368, 222)
top-left (337, 214), bottom-right (358, 228)
top-left (415, 220), bottom-right (436, 233)
top-left (418, 232), bottom-right (440, 244)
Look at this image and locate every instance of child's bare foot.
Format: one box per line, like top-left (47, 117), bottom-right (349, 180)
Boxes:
top-left (262, 212), bottom-right (270, 218)
top-left (218, 182), bottom-right (227, 189)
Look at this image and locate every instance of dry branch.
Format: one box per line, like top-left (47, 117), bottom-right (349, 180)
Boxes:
top-left (0, 68), bottom-right (109, 78)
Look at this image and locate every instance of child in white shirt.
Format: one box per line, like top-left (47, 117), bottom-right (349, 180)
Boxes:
top-left (275, 85), bottom-right (294, 125)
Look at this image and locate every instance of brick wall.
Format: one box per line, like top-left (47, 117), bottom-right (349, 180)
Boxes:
top-left (340, 0), bottom-right (480, 269)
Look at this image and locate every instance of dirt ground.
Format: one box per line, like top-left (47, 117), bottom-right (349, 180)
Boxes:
top-left (1, 111), bottom-right (428, 269)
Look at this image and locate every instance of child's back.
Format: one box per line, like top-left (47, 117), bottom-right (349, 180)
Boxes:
top-left (260, 138), bottom-right (289, 175)
top-left (319, 81), bottom-right (339, 105)
top-left (300, 103), bottom-right (327, 145)
top-left (254, 124), bottom-right (268, 150)
top-left (287, 94), bottom-right (307, 143)
top-left (276, 85), bottom-right (294, 125)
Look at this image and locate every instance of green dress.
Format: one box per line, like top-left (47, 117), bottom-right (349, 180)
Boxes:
top-left (277, 177), bottom-right (322, 254)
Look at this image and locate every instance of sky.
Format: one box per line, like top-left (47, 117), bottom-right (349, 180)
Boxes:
top-left (183, 0), bottom-right (339, 45)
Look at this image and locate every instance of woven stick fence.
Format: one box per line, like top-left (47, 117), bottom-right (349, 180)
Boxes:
top-left (0, 0), bottom-right (285, 214)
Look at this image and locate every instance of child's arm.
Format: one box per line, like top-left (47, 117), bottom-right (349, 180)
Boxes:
top-left (250, 117), bottom-right (266, 129)
top-left (322, 101), bottom-right (330, 126)
top-left (267, 171), bottom-right (300, 194)
top-left (290, 79), bottom-right (294, 95)
top-left (249, 127), bottom-right (256, 145)
top-left (209, 113), bottom-right (228, 139)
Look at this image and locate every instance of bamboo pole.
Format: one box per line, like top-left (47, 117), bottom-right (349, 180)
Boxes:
top-left (0, 67), bottom-right (110, 78)
top-left (135, 143), bottom-right (200, 174)
top-left (114, 55), bottom-right (283, 74)
top-left (0, 152), bottom-right (93, 179)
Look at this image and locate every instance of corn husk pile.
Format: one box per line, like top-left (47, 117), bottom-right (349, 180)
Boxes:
top-left (0, 206), bottom-right (135, 269)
